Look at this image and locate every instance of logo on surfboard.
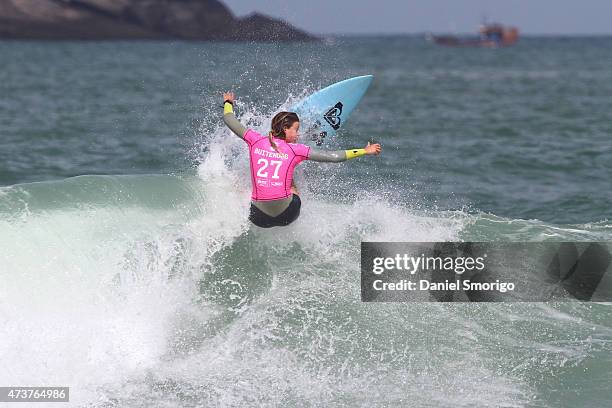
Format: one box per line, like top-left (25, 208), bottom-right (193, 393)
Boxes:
top-left (323, 102), bottom-right (343, 130)
top-left (308, 120), bottom-right (327, 145)
top-left (311, 131), bottom-right (327, 146)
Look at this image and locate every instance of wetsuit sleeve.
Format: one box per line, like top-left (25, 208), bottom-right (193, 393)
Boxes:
top-left (222, 101), bottom-right (247, 139)
top-left (308, 148), bottom-right (367, 162)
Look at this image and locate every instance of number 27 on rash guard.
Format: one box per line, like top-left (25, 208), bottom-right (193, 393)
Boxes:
top-left (256, 158), bottom-right (283, 179)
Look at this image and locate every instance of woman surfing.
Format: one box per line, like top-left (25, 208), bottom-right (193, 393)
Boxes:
top-left (222, 92), bottom-right (382, 228)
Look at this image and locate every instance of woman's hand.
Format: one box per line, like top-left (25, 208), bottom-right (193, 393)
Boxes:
top-left (364, 141), bottom-right (382, 155)
top-left (223, 92), bottom-right (235, 104)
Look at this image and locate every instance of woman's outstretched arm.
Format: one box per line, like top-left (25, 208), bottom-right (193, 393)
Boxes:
top-left (308, 142), bottom-right (382, 162)
top-left (222, 92), bottom-right (247, 139)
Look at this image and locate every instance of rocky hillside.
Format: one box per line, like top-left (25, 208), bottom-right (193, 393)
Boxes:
top-left (0, 0), bottom-right (317, 41)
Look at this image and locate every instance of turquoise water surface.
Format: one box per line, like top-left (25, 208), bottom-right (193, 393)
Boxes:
top-left (1, 37), bottom-right (611, 407)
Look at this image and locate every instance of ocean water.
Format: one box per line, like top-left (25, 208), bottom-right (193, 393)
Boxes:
top-left (1, 36), bottom-right (611, 407)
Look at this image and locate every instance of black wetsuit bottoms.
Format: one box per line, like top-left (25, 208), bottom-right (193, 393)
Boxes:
top-left (249, 194), bottom-right (301, 228)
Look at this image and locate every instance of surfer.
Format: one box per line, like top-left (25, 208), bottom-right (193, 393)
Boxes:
top-left (222, 92), bottom-right (382, 228)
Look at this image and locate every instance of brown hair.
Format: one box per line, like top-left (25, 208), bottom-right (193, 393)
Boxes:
top-left (268, 111), bottom-right (299, 152)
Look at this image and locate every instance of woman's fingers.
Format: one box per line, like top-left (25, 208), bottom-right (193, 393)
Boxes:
top-left (222, 91), bottom-right (235, 102)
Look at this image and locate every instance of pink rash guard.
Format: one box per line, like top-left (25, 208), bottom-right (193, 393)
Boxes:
top-left (244, 129), bottom-right (310, 201)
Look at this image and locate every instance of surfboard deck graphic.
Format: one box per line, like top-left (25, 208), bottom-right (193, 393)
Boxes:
top-left (289, 75), bottom-right (374, 146)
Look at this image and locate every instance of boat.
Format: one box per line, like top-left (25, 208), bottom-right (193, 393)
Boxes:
top-left (428, 23), bottom-right (519, 48)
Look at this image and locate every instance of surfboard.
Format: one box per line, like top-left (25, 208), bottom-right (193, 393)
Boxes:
top-left (289, 75), bottom-right (373, 146)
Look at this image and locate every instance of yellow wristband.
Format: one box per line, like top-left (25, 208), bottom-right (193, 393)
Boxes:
top-left (223, 101), bottom-right (234, 114)
top-left (345, 148), bottom-right (366, 160)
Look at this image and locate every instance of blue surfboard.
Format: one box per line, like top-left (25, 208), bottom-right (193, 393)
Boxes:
top-left (289, 75), bottom-right (373, 146)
